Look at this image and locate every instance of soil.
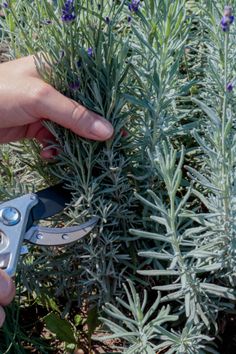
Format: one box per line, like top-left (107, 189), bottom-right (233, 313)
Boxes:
top-left (217, 313), bottom-right (236, 353)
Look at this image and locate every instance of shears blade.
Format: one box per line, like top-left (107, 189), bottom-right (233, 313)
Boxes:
top-left (0, 183), bottom-right (98, 277)
top-left (26, 183), bottom-right (72, 230)
top-left (24, 216), bottom-right (98, 246)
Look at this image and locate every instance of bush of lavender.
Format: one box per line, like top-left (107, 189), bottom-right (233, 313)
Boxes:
top-left (1, 0), bottom-right (236, 353)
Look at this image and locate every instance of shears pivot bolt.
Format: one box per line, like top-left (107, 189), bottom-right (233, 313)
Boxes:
top-left (0, 207), bottom-right (21, 226)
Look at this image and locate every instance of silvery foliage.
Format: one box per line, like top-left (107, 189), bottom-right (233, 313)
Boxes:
top-left (0, 0), bottom-right (235, 352)
top-left (95, 280), bottom-right (216, 354)
top-left (94, 280), bottom-right (178, 354)
top-left (189, 0), bottom-right (236, 287)
top-left (132, 143), bottom-right (236, 325)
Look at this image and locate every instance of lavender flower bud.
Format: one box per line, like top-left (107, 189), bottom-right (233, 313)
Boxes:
top-left (220, 5), bottom-right (234, 31)
top-left (61, 0), bottom-right (76, 22)
top-left (87, 47), bottom-right (93, 57)
top-left (69, 80), bottom-right (80, 90)
top-left (227, 82), bottom-right (234, 92)
top-left (128, 0), bottom-right (140, 13)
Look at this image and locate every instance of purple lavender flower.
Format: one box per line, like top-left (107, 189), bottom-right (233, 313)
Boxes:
top-left (2, 1), bottom-right (8, 8)
top-left (227, 82), bottom-right (234, 92)
top-left (221, 15), bottom-right (234, 31)
top-left (128, 15), bottom-right (132, 23)
top-left (69, 80), bottom-right (80, 90)
top-left (105, 16), bottom-right (110, 24)
top-left (220, 6), bottom-right (234, 31)
top-left (128, 0), bottom-right (140, 12)
top-left (61, 0), bottom-right (76, 22)
top-left (88, 47), bottom-right (93, 57)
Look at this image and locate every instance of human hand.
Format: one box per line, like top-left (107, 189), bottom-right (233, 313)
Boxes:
top-left (0, 55), bottom-right (114, 158)
top-left (0, 270), bottom-right (15, 327)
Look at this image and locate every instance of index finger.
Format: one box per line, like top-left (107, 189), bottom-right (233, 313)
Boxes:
top-left (32, 81), bottom-right (114, 141)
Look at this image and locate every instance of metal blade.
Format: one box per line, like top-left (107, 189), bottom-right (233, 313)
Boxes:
top-left (26, 183), bottom-right (72, 230)
top-left (24, 217), bottom-right (98, 246)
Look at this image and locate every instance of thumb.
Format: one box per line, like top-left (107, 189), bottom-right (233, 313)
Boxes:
top-left (34, 82), bottom-right (114, 141)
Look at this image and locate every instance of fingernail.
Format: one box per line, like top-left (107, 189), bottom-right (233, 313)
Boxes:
top-left (89, 119), bottom-right (113, 140)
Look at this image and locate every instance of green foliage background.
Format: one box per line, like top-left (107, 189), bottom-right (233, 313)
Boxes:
top-left (1, 0), bottom-right (236, 353)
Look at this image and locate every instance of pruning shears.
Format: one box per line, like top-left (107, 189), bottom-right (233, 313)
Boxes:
top-left (0, 183), bottom-right (98, 277)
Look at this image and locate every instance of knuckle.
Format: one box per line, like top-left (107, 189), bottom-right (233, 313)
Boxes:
top-left (29, 83), bottom-right (52, 108)
top-left (71, 105), bottom-right (88, 131)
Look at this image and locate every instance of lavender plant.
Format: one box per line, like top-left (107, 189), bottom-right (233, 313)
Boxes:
top-left (191, 1), bottom-right (236, 287)
top-left (95, 280), bottom-right (178, 354)
top-left (97, 281), bottom-right (218, 354)
top-left (132, 143), bottom-right (236, 327)
top-left (0, 0), bottom-right (236, 353)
